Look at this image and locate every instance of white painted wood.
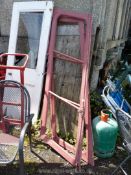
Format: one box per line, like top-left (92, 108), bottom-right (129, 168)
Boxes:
top-left (7, 1), bottom-right (54, 123)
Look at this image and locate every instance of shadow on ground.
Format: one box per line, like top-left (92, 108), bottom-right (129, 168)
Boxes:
top-left (0, 140), bottom-right (131, 175)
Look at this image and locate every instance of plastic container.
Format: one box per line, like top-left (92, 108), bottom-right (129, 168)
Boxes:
top-left (92, 109), bottom-right (118, 158)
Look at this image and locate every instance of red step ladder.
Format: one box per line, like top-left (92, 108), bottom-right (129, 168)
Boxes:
top-left (0, 53), bottom-right (28, 130)
top-left (0, 53), bottom-right (28, 84)
top-left (40, 9), bottom-right (94, 168)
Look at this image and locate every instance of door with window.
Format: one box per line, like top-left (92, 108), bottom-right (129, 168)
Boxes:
top-left (7, 1), bottom-right (53, 122)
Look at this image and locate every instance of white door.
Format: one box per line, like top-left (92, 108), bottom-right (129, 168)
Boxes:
top-left (7, 1), bottom-right (53, 122)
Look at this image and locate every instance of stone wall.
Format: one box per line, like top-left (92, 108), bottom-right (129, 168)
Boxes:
top-left (0, 0), bottom-right (131, 88)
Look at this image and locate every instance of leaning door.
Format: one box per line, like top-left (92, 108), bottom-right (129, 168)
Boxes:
top-left (7, 1), bottom-right (53, 122)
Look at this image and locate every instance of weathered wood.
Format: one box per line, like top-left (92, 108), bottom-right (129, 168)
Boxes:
top-left (54, 24), bottom-right (82, 137)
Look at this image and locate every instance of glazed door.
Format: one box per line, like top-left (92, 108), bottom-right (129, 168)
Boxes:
top-left (7, 1), bottom-right (53, 122)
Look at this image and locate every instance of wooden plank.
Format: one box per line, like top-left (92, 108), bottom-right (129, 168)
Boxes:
top-left (54, 24), bottom-right (82, 136)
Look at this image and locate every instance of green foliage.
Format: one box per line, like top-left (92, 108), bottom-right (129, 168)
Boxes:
top-left (31, 119), bottom-right (41, 138)
top-left (57, 131), bottom-right (88, 148)
top-left (57, 131), bottom-right (76, 145)
top-left (90, 90), bottom-right (106, 118)
top-left (82, 137), bottom-right (87, 148)
top-left (121, 82), bottom-right (131, 104)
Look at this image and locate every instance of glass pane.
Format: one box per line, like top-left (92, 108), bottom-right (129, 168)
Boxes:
top-left (16, 12), bottom-right (43, 69)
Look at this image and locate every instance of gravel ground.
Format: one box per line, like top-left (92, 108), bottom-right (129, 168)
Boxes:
top-left (0, 139), bottom-right (130, 175)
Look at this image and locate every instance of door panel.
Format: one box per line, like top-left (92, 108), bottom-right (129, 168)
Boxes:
top-left (7, 1), bottom-right (54, 122)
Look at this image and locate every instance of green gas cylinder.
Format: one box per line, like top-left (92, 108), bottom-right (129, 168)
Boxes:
top-left (92, 110), bottom-right (118, 158)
